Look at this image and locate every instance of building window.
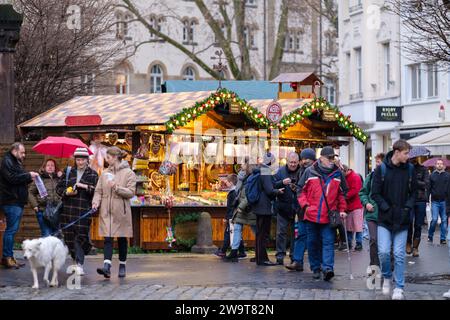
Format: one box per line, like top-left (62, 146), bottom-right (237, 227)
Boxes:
top-left (116, 12), bottom-right (132, 40)
top-left (410, 63), bottom-right (422, 100)
top-left (183, 18), bottom-right (197, 45)
top-left (355, 48), bottom-right (362, 94)
top-left (427, 63), bottom-right (438, 98)
top-left (149, 15), bottom-right (163, 40)
top-left (346, 52), bottom-right (351, 99)
top-left (183, 67), bottom-right (195, 81)
top-left (150, 64), bottom-right (163, 93)
top-left (383, 42), bottom-right (390, 92)
top-left (115, 73), bottom-right (128, 94)
top-left (325, 32), bottom-right (336, 56)
top-left (81, 73), bottom-right (95, 94)
top-left (325, 79), bottom-right (336, 105)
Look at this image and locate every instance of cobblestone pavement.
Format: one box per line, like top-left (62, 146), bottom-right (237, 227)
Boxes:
top-left (1, 235), bottom-right (449, 300)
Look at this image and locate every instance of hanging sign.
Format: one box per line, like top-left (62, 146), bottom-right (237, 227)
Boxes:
top-left (376, 106), bottom-right (403, 122)
top-left (266, 102), bottom-right (283, 123)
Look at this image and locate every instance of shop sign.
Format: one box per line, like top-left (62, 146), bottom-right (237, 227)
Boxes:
top-left (322, 110), bottom-right (336, 122)
top-left (376, 106), bottom-right (403, 122)
top-left (65, 115), bottom-right (102, 126)
top-left (266, 102), bottom-right (283, 123)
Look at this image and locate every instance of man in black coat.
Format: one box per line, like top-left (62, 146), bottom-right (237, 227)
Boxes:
top-left (428, 159), bottom-right (449, 244)
top-left (273, 152), bottom-right (301, 265)
top-left (407, 157), bottom-right (429, 256)
top-left (285, 148), bottom-right (316, 272)
top-left (252, 152), bottom-right (284, 266)
top-left (0, 143), bottom-right (39, 269)
top-left (371, 139), bottom-right (417, 300)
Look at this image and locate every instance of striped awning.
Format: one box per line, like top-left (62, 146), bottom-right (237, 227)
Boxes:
top-left (19, 92), bottom-right (312, 129)
top-left (19, 91), bottom-right (215, 128)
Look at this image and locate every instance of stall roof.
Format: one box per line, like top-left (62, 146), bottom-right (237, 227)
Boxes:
top-left (270, 72), bottom-right (323, 85)
top-left (19, 91), bottom-right (215, 128)
top-left (164, 80), bottom-right (291, 100)
top-left (19, 93), bottom-right (313, 129)
top-left (18, 89), bottom-right (368, 143)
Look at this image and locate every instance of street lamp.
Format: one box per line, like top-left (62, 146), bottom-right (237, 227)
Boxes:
top-left (0, 4), bottom-right (23, 143)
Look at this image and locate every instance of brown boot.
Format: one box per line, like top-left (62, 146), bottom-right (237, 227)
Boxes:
top-left (406, 242), bottom-right (412, 255)
top-left (12, 257), bottom-right (25, 268)
top-left (1, 257), bottom-right (19, 269)
top-left (412, 239), bottom-right (420, 257)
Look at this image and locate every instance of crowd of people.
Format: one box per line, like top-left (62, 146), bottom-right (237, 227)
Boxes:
top-left (0, 140), bottom-right (449, 300)
top-left (215, 139), bottom-right (450, 300)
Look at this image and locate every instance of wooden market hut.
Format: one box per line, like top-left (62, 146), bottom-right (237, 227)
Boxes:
top-left (16, 77), bottom-right (368, 250)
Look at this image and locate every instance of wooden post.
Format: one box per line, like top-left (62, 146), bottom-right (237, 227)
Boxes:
top-left (0, 54), bottom-right (14, 143)
top-left (0, 5), bottom-right (23, 143)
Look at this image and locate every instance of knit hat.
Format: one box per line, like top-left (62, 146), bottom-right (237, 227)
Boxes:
top-left (263, 151), bottom-right (276, 166)
top-left (300, 148), bottom-right (316, 161)
top-left (73, 147), bottom-right (90, 158)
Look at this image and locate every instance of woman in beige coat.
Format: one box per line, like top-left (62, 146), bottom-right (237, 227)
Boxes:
top-left (92, 146), bottom-right (136, 278)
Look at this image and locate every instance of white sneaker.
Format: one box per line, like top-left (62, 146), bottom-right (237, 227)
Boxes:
top-left (443, 290), bottom-right (450, 299)
top-left (392, 288), bottom-right (404, 300)
top-left (382, 278), bottom-right (391, 295)
top-left (76, 264), bottom-right (85, 276)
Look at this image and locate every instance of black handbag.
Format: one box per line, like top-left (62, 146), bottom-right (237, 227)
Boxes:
top-left (43, 166), bottom-right (71, 230)
top-left (43, 200), bottom-right (63, 229)
top-left (319, 178), bottom-right (342, 228)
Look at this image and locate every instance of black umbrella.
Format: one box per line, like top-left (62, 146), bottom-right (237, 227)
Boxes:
top-left (409, 146), bottom-right (431, 159)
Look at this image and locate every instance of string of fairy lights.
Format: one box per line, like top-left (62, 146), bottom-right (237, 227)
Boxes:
top-left (165, 89), bottom-right (368, 143)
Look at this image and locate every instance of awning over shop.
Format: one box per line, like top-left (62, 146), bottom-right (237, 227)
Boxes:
top-left (19, 91), bottom-right (215, 128)
top-left (407, 126), bottom-right (450, 155)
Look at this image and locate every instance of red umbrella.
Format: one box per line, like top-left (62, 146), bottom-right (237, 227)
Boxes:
top-left (33, 136), bottom-right (93, 158)
top-left (422, 157), bottom-right (450, 168)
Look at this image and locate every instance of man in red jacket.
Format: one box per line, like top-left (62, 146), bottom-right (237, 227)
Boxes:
top-left (298, 146), bottom-right (347, 281)
top-left (342, 165), bottom-right (364, 251)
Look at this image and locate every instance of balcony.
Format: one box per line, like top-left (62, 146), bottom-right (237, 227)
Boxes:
top-left (350, 92), bottom-right (364, 101)
top-left (349, 3), bottom-right (363, 15)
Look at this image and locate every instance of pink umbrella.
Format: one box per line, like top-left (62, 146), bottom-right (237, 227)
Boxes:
top-left (33, 136), bottom-right (93, 158)
top-left (422, 157), bottom-right (450, 168)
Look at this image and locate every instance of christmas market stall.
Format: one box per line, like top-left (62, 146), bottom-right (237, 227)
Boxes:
top-left (18, 73), bottom-right (368, 250)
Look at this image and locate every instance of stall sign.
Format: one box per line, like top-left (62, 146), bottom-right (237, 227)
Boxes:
top-left (376, 106), bottom-right (403, 122)
top-left (266, 102), bottom-right (283, 123)
top-left (322, 110), bottom-right (336, 122)
top-left (65, 115), bottom-right (102, 126)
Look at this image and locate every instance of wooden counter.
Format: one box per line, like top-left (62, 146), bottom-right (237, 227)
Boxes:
top-left (90, 206), bottom-right (257, 250)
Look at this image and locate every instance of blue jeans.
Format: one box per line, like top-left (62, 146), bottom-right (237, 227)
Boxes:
top-left (305, 221), bottom-right (335, 272)
top-left (231, 223), bottom-right (256, 250)
top-left (292, 220), bottom-right (307, 264)
top-left (429, 201), bottom-right (448, 241)
top-left (36, 211), bottom-right (56, 237)
top-left (363, 220), bottom-right (369, 239)
top-left (377, 226), bottom-right (408, 289)
top-left (2, 205), bottom-right (24, 258)
top-left (347, 231), bottom-right (363, 246)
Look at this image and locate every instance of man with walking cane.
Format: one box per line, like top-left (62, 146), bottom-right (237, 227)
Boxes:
top-left (371, 140), bottom-right (417, 300)
top-left (297, 146), bottom-right (347, 281)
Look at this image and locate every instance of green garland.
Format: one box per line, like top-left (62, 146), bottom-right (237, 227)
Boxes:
top-left (165, 88), bottom-right (269, 133)
top-left (165, 90), bottom-right (368, 143)
top-left (270, 96), bottom-right (369, 143)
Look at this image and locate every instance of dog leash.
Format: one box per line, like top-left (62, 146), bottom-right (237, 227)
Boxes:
top-left (51, 208), bottom-right (97, 237)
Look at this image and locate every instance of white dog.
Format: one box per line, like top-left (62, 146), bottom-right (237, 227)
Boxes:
top-left (22, 236), bottom-right (68, 289)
